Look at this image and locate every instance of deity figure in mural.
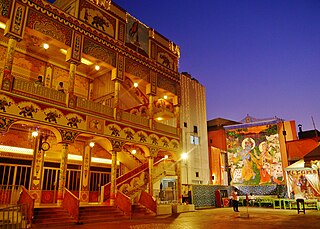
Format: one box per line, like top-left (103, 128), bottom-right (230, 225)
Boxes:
top-left (253, 141), bottom-right (272, 184)
top-left (240, 138), bottom-right (256, 182)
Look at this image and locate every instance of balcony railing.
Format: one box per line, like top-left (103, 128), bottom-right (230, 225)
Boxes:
top-left (10, 77), bottom-right (178, 137)
top-left (77, 97), bottom-right (114, 117)
top-left (13, 77), bottom-right (66, 104)
top-left (154, 122), bottom-right (177, 135)
top-left (121, 112), bottom-right (149, 127)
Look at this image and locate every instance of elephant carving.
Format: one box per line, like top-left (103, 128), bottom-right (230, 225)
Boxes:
top-left (91, 16), bottom-right (109, 31)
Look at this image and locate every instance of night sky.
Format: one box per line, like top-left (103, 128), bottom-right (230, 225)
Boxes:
top-left (112, 0), bottom-right (320, 131)
top-left (53, 1), bottom-right (320, 131)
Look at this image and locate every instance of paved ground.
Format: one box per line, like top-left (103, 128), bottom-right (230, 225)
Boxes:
top-left (36, 206), bottom-right (320, 229)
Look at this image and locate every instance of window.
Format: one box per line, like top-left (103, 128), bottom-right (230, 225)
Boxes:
top-left (184, 122), bottom-right (187, 128)
top-left (190, 135), bottom-right (200, 145)
top-left (210, 139), bottom-right (212, 144)
top-left (193, 126), bottom-right (198, 133)
top-left (195, 172), bottom-right (199, 177)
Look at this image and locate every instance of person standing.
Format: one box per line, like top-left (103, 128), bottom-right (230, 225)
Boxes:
top-left (56, 81), bottom-right (65, 93)
top-left (232, 188), bottom-right (239, 212)
top-left (35, 75), bottom-right (44, 86)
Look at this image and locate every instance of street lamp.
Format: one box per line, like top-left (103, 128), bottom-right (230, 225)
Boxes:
top-left (182, 153), bottom-right (188, 184)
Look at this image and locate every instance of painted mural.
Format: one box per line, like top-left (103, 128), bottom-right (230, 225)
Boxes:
top-left (79, 0), bottom-right (116, 38)
top-left (126, 14), bottom-right (149, 57)
top-left (226, 124), bottom-right (284, 185)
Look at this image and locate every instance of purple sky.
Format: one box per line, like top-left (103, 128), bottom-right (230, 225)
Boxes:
top-left (114, 0), bottom-right (320, 131)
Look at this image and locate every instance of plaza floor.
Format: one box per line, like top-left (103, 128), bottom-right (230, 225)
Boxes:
top-left (35, 206), bottom-right (320, 229)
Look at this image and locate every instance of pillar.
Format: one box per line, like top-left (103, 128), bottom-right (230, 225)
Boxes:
top-left (80, 145), bottom-right (91, 203)
top-left (148, 94), bottom-right (154, 129)
top-left (57, 143), bottom-right (68, 206)
top-left (173, 95), bottom-right (181, 129)
top-left (30, 134), bottom-right (44, 205)
top-left (110, 150), bottom-right (117, 206)
top-left (148, 156), bottom-right (154, 195)
top-left (176, 161), bottom-right (183, 204)
top-left (113, 80), bottom-right (120, 119)
top-left (1, 38), bottom-right (17, 91)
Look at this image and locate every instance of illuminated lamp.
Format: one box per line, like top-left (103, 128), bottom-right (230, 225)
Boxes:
top-left (164, 155), bottom-right (168, 159)
top-left (131, 149), bottom-right (137, 155)
top-left (95, 65), bottom-right (100, 71)
top-left (163, 95), bottom-right (168, 99)
top-left (89, 142), bottom-right (95, 148)
top-left (133, 82), bottom-right (138, 88)
top-left (32, 131), bottom-right (39, 137)
top-left (43, 43), bottom-right (49, 50)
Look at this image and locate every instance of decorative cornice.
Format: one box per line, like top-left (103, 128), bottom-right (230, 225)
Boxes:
top-left (22, 0), bottom-right (180, 83)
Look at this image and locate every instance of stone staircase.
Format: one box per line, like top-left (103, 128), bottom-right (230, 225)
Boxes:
top-left (132, 204), bottom-right (156, 218)
top-left (33, 207), bottom-right (75, 228)
top-left (79, 205), bottom-right (129, 224)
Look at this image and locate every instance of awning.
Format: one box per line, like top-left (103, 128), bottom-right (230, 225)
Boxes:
top-left (286, 138), bottom-right (319, 161)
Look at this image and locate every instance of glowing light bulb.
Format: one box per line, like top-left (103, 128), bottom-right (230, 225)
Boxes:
top-left (43, 43), bottom-right (49, 50)
top-left (95, 65), bottom-right (100, 71)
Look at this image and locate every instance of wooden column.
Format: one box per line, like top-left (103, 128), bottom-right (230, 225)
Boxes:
top-left (29, 134), bottom-right (44, 205)
top-left (80, 145), bottom-right (91, 204)
top-left (1, 38), bottom-right (17, 91)
top-left (148, 156), bottom-right (154, 195)
top-left (57, 143), bottom-right (68, 206)
top-left (110, 150), bottom-right (117, 206)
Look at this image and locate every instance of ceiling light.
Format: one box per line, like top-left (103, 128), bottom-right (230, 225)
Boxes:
top-left (163, 95), bottom-right (168, 99)
top-left (32, 131), bottom-right (39, 137)
top-left (43, 43), bottom-right (49, 50)
top-left (0, 22), bottom-right (6, 29)
top-left (133, 82), bottom-right (138, 88)
top-left (95, 65), bottom-right (100, 71)
top-left (164, 155), bottom-right (168, 159)
top-left (131, 149), bottom-right (137, 154)
top-left (89, 142), bottom-right (95, 148)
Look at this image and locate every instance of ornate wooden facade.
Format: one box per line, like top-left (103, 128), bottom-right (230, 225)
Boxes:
top-left (0, 0), bottom-right (182, 211)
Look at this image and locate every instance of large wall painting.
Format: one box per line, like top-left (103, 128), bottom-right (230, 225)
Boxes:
top-left (125, 14), bottom-right (149, 57)
top-left (226, 124), bottom-right (284, 186)
top-left (79, 0), bottom-right (116, 38)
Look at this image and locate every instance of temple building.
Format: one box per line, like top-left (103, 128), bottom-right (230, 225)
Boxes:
top-left (0, 0), bottom-right (209, 225)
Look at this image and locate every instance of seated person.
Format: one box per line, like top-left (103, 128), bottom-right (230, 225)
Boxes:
top-left (249, 193), bottom-right (256, 206)
top-left (56, 81), bottom-right (65, 93)
top-left (35, 75), bottom-right (44, 86)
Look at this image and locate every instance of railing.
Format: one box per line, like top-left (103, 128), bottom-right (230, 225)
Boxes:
top-left (77, 97), bottom-right (114, 117)
top-left (13, 77), bottom-right (66, 104)
top-left (102, 162), bottom-right (149, 201)
top-left (0, 204), bottom-right (28, 229)
top-left (0, 185), bottom-right (21, 205)
top-left (17, 186), bottom-right (34, 227)
top-left (139, 191), bottom-right (157, 213)
top-left (121, 112), bottom-right (149, 127)
top-left (154, 122), bottom-right (177, 135)
top-left (115, 191), bottom-right (132, 218)
top-left (62, 188), bottom-right (80, 224)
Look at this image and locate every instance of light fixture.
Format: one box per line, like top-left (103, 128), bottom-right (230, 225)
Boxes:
top-left (157, 117), bottom-right (163, 121)
top-left (32, 131), bottom-right (39, 137)
top-left (164, 155), bottom-right (168, 159)
top-left (182, 152), bottom-right (188, 160)
top-left (0, 22), bottom-right (6, 29)
top-left (95, 65), bottom-right (100, 71)
top-left (131, 149), bottom-right (137, 154)
top-left (89, 142), bottom-right (95, 148)
top-left (60, 49), bottom-right (93, 65)
top-left (133, 82), bottom-right (138, 88)
top-left (163, 95), bottom-right (168, 99)
top-left (43, 43), bottom-right (49, 50)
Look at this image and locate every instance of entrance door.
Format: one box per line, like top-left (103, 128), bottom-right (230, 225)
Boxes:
top-left (41, 167), bottom-right (59, 203)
